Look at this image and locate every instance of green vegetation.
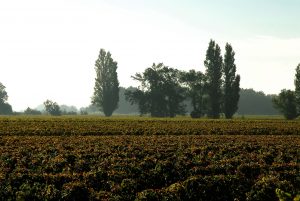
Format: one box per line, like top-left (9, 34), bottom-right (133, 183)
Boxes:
top-left (0, 117), bottom-right (299, 200)
top-left (125, 40), bottom-right (241, 118)
top-left (125, 63), bottom-right (186, 117)
top-left (180, 70), bottom-right (207, 118)
top-left (0, 40), bottom-right (292, 118)
top-left (238, 89), bottom-right (278, 115)
top-left (24, 107), bottom-right (42, 115)
top-left (44, 100), bottom-right (62, 116)
top-left (92, 49), bottom-right (119, 117)
top-left (273, 90), bottom-right (298, 120)
top-left (1, 116), bottom-right (300, 136)
top-left (204, 40), bottom-right (223, 118)
top-left (0, 82), bottom-right (12, 115)
top-left (273, 64), bottom-right (300, 119)
top-left (223, 43), bottom-right (240, 119)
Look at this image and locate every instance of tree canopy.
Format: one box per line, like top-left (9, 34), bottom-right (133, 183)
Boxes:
top-left (273, 89), bottom-right (297, 120)
top-left (223, 43), bottom-right (240, 119)
top-left (180, 70), bottom-right (207, 118)
top-left (273, 63), bottom-right (300, 119)
top-left (92, 49), bottom-right (119, 117)
top-left (125, 63), bottom-right (186, 117)
top-left (125, 40), bottom-right (242, 118)
top-left (0, 82), bottom-right (13, 115)
top-left (44, 100), bottom-right (61, 116)
top-left (204, 40), bottom-right (223, 118)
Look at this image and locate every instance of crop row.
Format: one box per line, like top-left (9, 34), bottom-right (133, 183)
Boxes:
top-left (0, 116), bottom-right (300, 135)
top-left (0, 135), bottom-right (299, 200)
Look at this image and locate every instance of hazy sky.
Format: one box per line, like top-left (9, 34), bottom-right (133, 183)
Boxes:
top-left (0, 0), bottom-right (300, 111)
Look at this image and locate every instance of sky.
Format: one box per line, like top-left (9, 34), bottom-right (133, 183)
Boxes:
top-left (0, 0), bottom-right (300, 111)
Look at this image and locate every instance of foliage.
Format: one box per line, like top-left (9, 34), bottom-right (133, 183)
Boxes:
top-left (0, 82), bottom-right (8, 104)
top-left (125, 40), bottom-right (242, 118)
top-left (24, 107), bottom-right (42, 115)
top-left (43, 100), bottom-right (61, 116)
top-left (0, 103), bottom-right (13, 115)
top-left (273, 63), bottom-right (300, 120)
top-left (223, 43), bottom-right (240, 119)
top-left (92, 49), bottom-right (119, 117)
top-left (273, 90), bottom-right (298, 120)
top-left (103, 87), bottom-right (278, 116)
top-left (0, 82), bottom-right (13, 115)
top-left (0, 133), bottom-right (299, 200)
top-left (204, 40), bottom-right (223, 118)
top-left (1, 116), bottom-right (300, 136)
top-left (276, 189), bottom-right (300, 201)
top-left (126, 63), bottom-right (186, 117)
top-left (60, 105), bottom-right (78, 115)
top-left (180, 70), bottom-right (207, 118)
top-left (238, 89), bottom-right (279, 115)
top-left (115, 87), bottom-right (139, 114)
top-left (125, 88), bottom-right (149, 116)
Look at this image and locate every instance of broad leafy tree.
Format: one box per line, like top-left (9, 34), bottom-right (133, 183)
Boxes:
top-left (126, 63), bottom-right (185, 117)
top-left (273, 63), bottom-right (300, 119)
top-left (92, 49), bottom-right (119, 117)
top-left (272, 90), bottom-right (297, 120)
top-left (24, 107), bottom-right (42, 115)
top-left (44, 100), bottom-right (61, 116)
top-left (0, 82), bottom-right (13, 115)
top-left (160, 66), bottom-right (186, 117)
top-left (223, 43), bottom-right (240, 118)
top-left (0, 82), bottom-right (8, 103)
top-left (125, 89), bottom-right (149, 116)
top-left (180, 70), bottom-right (207, 118)
top-left (204, 40), bottom-right (223, 118)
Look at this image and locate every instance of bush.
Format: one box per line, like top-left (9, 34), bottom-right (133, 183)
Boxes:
top-left (24, 107), bottom-right (42, 115)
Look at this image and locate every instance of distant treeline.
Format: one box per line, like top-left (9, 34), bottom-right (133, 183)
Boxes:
top-left (0, 86), bottom-right (278, 116)
top-left (27, 87), bottom-right (278, 116)
top-left (112, 87), bottom-right (279, 116)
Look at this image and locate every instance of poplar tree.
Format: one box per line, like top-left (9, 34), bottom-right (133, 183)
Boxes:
top-left (223, 43), bottom-right (240, 118)
top-left (92, 49), bottom-right (119, 117)
top-left (204, 40), bottom-right (223, 118)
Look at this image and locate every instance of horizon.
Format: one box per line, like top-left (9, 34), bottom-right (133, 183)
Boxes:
top-left (1, 0), bottom-right (299, 111)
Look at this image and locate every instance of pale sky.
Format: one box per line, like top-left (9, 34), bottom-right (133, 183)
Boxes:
top-left (0, 0), bottom-right (299, 111)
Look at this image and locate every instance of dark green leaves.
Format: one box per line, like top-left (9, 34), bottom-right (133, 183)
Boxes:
top-left (92, 49), bottom-right (119, 117)
top-left (223, 43), bottom-right (240, 119)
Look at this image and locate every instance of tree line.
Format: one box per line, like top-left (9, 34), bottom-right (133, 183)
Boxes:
top-left (92, 40), bottom-right (297, 119)
top-left (93, 40), bottom-right (240, 119)
top-left (73, 87), bottom-right (280, 116)
top-left (0, 39), bottom-right (297, 119)
top-left (272, 64), bottom-right (300, 120)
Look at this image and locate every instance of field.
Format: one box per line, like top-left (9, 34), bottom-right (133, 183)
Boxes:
top-left (0, 116), bottom-right (299, 200)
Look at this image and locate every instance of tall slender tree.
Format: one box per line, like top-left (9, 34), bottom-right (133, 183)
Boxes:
top-left (204, 40), bottom-right (223, 118)
top-left (223, 43), bottom-right (240, 118)
top-left (92, 49), bottom-right (119, 117)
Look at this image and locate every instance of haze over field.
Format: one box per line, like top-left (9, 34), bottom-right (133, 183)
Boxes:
top-left (0, 0), bottom-right (299, 111)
